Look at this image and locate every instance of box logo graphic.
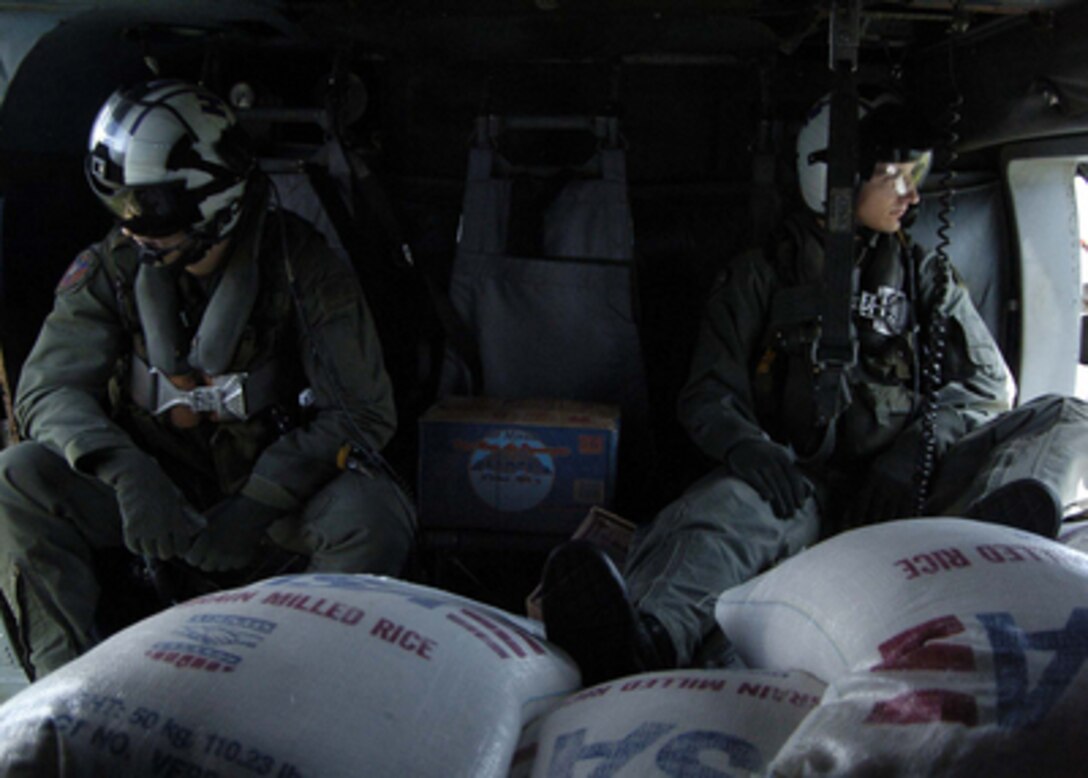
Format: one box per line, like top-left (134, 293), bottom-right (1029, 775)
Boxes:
top-left (457, 429), bottom-right (571, 511)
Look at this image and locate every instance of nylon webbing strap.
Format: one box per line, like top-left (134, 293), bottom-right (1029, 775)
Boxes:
top-left (128, 357), bottom-right (281, 420)
top-left (311, 155), bottom-right (485, 392)
top-left (0, 341), bottom-right (17, 446)
top-left (770, 284), bottom-right (823, 328)
top-left (814, 0), bottom-right (862, 426)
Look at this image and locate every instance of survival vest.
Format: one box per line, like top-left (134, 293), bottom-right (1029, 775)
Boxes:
top-left (100, 202), bottom-right (304, 504)
top-left (754, 215), bottom-right (921, 466)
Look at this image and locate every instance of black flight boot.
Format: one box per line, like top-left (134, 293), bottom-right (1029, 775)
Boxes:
top-left (540, 540), bottom-right (675, 687)
top-left (965, 479), bottom-right (1063, 539)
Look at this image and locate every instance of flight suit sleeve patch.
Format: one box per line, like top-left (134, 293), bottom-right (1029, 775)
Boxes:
top-left (56, 250), bottom-right (99, 295)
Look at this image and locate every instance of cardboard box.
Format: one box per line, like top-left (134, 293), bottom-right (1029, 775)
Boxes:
top-left (417, 397), bottom-right (620, 535)
top-left (525, 506), bottom-right (637, 620)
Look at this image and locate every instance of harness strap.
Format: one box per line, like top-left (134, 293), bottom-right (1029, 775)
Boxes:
top-left (128, 356), bottom-right (280, 421)
top-left (769, 284), bottom-right (823, 330)
top-left (815, 0), bottom-right (863, 428)
top-left (133, 212), bottom-right (263, 376)
top-left (0, 341), bottom-right (17, 446)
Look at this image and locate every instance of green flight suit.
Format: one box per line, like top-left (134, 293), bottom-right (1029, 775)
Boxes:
top-left (624, 215), bottom-right (1088, 666)
top-left (0, 198), bottom-right (414, 678)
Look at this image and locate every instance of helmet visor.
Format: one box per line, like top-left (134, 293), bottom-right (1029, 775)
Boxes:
top-left (906, 150), bottom-right (932, 189)
top-left (892, 151), bottom-right (932, 196)
top-left (873, 151), bottom-right (933, 198)
top-left (85, 156), bottom-right (196, 237)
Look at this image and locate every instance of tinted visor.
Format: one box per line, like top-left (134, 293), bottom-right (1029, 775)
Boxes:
top-left (906, 149), bottom-right (933, 190)
top-left (887, 150), bottom-right (933, 196)
top-left (84, 155), bottom-right (198, 237)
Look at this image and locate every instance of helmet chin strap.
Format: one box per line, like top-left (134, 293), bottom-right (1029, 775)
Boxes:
top-left (133, 231), bottom-right (205, 266)
top-left (179, 202), bottom-right (243, 268)
top-left (177, 232), bottom-right (217, 268)
top-left (134, 213), bottom-right (227, 269)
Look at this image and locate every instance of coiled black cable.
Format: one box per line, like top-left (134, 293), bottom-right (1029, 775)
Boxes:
top-left (912, 88), bottom-right (962, 516)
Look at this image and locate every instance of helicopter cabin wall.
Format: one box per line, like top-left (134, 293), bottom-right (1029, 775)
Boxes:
top-left (906, 1), bottom-right (1088, 404)
top-left (2, 3), bottom-right (1088, 509)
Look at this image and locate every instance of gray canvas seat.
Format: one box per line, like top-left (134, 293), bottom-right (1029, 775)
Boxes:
top-left (436, 115), bottom-right (652, 523)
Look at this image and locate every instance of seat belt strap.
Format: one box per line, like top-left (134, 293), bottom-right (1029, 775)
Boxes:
top-left (339, 154), bottom-right (485, 396)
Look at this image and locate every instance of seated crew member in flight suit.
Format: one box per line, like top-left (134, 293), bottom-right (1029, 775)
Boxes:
top-left (0, 79), bottom-right (415, 679)
top-left (541, 91), bottom-right (1088, 687)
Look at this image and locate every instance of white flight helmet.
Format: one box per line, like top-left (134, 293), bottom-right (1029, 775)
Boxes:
top-left (796, 91), bottom-right (933, 215)
top-left (85, 79), bottom-right (252, 240)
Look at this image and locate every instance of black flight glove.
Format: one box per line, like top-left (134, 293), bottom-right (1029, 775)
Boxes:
top-left (726, 439), bottom-right (810, 519)
top-left (185, 494), bottom-right (286, 572)
top-left (93, 448), bottom-right (205, 560)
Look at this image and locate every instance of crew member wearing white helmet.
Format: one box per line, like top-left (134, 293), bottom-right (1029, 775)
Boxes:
top-left (0, 79), bottom-right (415, 678)
top-left (540, 91), bottom-right (1088, 687)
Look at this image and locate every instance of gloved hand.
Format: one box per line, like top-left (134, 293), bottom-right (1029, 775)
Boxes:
top-left (845, 456), bottom-right (916, 528)
top-left (93, 448), bottom-right (205, 559)
top-left (726, 439), bottom-right (810, 519)
top-left (185, 495), bottom-right (284, 572)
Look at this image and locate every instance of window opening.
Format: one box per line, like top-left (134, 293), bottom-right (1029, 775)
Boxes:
top-left (1074, 171), bottom-right (1088, 400)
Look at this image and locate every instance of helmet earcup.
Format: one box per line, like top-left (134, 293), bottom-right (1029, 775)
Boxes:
top-left (796, 90), bottom-right (934, 216)
top-left (214, 123), bottom-right (256, 180)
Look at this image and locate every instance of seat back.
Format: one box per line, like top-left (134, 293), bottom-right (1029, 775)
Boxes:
top-left (437, 115), bottom-right (652, 519)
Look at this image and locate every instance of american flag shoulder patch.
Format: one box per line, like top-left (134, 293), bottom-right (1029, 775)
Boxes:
top-left (56, 250), bottom-right (98, 294)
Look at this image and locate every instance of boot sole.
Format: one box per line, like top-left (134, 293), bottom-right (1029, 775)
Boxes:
top-left (540, 541), bottom-right (642, 687)
top-left (966, 480), bottom-right (1063, 539)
